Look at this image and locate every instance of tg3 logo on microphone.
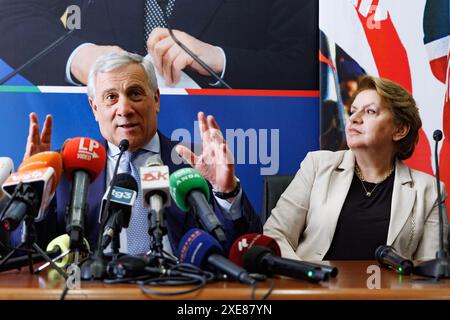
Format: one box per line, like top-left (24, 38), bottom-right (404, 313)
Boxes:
top-left (111, 186), bottom-right (135, 204)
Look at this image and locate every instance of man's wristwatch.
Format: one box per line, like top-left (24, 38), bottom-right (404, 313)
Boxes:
top-left (212, 180), bottom-right (241, 199)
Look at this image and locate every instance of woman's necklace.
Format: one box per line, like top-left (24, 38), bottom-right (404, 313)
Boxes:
top-left (354, 164), bottom-right (394, 197)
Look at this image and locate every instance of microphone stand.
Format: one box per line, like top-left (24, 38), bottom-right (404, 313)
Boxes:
top-left (148, 207), bottom-right (166, 254)
top-left (146, 207), bottom-right (177, 267)
top-left (109, 229), bottom-right (126, 261)
top-left (80, 139), bottom-right (129, 280)
top-left (413, 130), bottom-right (450, 279)
top-left (111, 232), bottom-right (121, 257)
top-left (0, 185), bottom-right (67, 278)
top-left (0, 246), bottom-right (61, 272)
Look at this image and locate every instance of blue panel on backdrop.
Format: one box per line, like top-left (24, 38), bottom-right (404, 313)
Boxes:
top-left (158, 94), bottom-right (320, 213)
top-left (0, 91), bottom-right (319, 214)
top-left (0, 59), bottom-right (34, 85)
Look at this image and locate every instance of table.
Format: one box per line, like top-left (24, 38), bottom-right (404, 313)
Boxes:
top-left (0, 261), bottom-right (448, 300)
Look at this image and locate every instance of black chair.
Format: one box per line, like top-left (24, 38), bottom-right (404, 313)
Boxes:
top-left (261, 175), bottom-right (294, 224)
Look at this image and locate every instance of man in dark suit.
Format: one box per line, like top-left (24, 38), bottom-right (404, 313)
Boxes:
top-left (10, 51), bottom-right (262, 255)
top-left (0, 0), bottom-right (317, 90)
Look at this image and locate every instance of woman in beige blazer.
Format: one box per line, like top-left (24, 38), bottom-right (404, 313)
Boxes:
top-left (264, 75), bottom-right (448, 262)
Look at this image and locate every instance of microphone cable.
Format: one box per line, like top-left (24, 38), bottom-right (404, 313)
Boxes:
top-left (104, 262), bottom-right (215, 296)
top-left (101, 254), bottom-right (274, 299)
top-left (250, 276), bottom-right (274, 301)
top-left (161, 10), bottom-right (232, 89)
top-left (138, 264), bottom-right (274, 299)
top-left (138, 263), bottom-right (215, 296)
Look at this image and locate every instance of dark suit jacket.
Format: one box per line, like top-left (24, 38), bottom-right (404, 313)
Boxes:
top-left (0, 0), bottom-right (318, 89)
top-left (9, 133), bottom-right (262, 254)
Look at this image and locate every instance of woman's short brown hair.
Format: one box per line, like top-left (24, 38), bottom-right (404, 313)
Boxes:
top-left (349, 75), bottom-right (422, 160)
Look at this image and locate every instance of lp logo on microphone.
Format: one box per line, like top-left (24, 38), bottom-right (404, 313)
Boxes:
top-left (77, 138), bottom-right (101, 160)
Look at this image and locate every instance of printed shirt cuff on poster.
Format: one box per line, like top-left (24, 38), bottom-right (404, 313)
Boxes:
top-left (65, 42), bottom-right (95, 85)
top-left (208, 46), bottom-right (227, 87)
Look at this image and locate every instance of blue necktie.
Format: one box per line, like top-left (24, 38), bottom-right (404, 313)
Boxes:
top-left (122, 150), bottom-right (151, 255)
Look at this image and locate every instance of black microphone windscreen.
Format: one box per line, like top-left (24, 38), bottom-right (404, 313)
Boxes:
top-left (375, 244), bottom-right (388, 261)
top-left (115, 173), bottom-right (138, 192)
top-left (375, 245), bottom-right (413, 275)
top-left (433, 130), bottom-right (443, 142)
top-left (119, 139), bottom-right (130, 152)
top-left (242, 246), bottom-right (272, 273)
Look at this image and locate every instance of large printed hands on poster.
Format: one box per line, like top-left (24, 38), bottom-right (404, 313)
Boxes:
top-left (0, 0), bottom-right (318, 90)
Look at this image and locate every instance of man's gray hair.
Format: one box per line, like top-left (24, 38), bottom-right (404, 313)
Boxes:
top-left (87, 51), bottom-right (158, 98)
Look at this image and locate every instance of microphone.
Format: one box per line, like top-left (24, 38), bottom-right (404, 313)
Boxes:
top-left (178, 228), bottom-right (256, 285)
top-left (242, 246), bottom-right (330, 283)
top-left (140, 155), bottom-right (170, 249)
top-left (61, 137), bottom-right (106, 250)
top-left (413, 129), bottom-right (450, 279)
top-left (375, 245), bottom-right (413, 275)
top-left (0, 234), bottom-right (89, 273)
top-left (33, 234), bottom-right (91, 273)
top-left (432, 129), bottom-right (445, 255)
top-left (0, 0), bottom-right (94, 85)
top-left (106, 254), bottom-right (181, 279)
top-left (100, 173), bottom-right (138, 250)
top-left (1, 152), bottom-right (63, 231)
top-left (229, 234), bottom-right (335, 282)
top-left (81, 139), bottom-right (129, 280)
top-left (434, 129), bottom-right (443, 141)
top-left (0, 158), bottom-right (14, 240)
top-left (98, 139), bottom-right (130, 228)
top-left (47, 234), bottom-right (90, 268)
top-left (106, 255), bottom-right (150, 279)
top-left (0, 158), bottom-right (14, 200)
top-left (170, 168), bottom-right (227, 245)
top-left (229, 233), bottom-right (281, 264)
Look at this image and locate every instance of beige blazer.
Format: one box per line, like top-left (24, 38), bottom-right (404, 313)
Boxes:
top-left (264, 150), bottom-right (448, 262)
